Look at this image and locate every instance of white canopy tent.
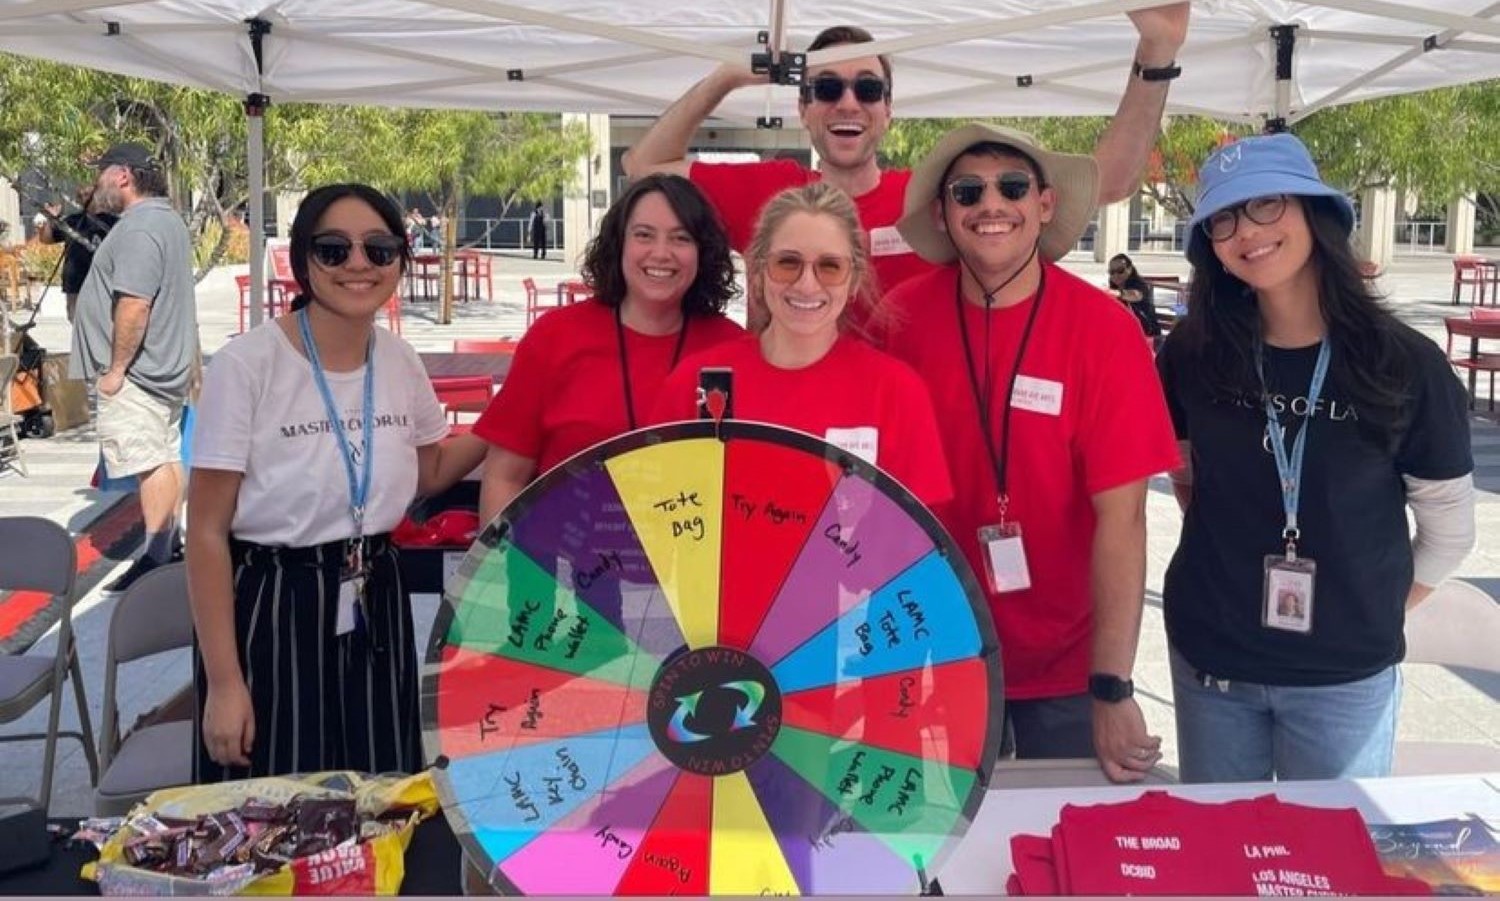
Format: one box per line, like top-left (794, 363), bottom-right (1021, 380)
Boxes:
top-left (4, 0), bottom-right (1498, 319)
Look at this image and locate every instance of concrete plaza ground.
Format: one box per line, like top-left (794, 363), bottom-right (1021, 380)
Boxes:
top-left (1, 249), bottom-right (1496, 817)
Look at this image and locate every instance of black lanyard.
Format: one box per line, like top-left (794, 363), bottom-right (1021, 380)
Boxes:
top-left (615, 306), bottom-right (689, 430)
top-left (955, 264), bottom-right (1047, 521)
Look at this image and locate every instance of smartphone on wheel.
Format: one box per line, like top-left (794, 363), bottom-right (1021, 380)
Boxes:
top-left (696, 367), bottom-right (733, 422)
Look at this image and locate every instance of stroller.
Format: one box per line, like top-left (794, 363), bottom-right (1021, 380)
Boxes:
top-left (4, 245), bottom-right (61, 440)
top-left (6, 310), bottom-right (55, 440)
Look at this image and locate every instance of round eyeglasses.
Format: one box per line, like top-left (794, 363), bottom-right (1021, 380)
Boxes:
top-left (1202, 195), bottom-right (1289, 243)
top-left (766, 252), bottom-right (853, 288)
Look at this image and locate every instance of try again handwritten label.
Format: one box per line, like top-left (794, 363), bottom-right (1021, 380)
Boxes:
top-left (731, 493), bottom-right (810, 528)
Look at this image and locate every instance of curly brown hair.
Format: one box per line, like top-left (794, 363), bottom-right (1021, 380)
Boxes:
top-left (580, 174), bottom-right (738, 317)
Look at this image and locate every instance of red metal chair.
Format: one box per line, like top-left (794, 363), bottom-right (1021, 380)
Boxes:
top-left (382, 294), bottom-right (402, 335)
top-left (234, 275), bottom-right (253, 333)
top-left (234, 276), bottom-right (293, 333)
top-left (1445, 310), bottom-right (1500, 410)
top-left (430, 375), bottom-right (494, 423)
top-left (560, 280), bottom-right (591, 305)
top-left (1453, 256), bottom-right (1491, 306)
top-left (465, 253), bottom-right (494, 301)
top-left (524, 277), bottom-right (565, 326)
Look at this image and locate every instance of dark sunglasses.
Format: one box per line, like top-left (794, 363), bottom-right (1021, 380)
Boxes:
top-left (1108, 265), bottom-right (1130, 275)
top-left (1203, 194), bottom-right (1289, 243)
top-left (944, 171), bottom-right (1036, 207)
top-left (310, 232), bottom-right (405, 268)
top-left (766, 252), bottom-right (853, 288)
top-left (800, 74), bottom-right (889, 105)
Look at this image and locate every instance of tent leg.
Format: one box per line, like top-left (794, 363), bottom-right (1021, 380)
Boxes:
top-left (246, 94), bottom-right (268, 327)
top-left (1266, 24), bottom-right (1297, 133)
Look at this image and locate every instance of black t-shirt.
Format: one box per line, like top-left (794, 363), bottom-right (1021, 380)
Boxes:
top-left (1120, 280), bottom-right (1162, 338)
top-left (57, 211), bottom-right (119, 294)
top-left (1157, 323), bottom-right (1472, 685)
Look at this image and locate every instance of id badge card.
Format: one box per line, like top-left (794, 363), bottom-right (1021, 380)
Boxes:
top-left (336, 539), bottom-right (367, 636)
top-left (1262, 555), bottom-right (1316, 634)
top-left (979, 523), bottom-right (1031, 593)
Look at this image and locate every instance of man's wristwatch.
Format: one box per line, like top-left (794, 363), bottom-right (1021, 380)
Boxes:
top-left (1088, 673), bottom-right (1135, 703)
top-left (1133, 60), bottom-right (1182, 82)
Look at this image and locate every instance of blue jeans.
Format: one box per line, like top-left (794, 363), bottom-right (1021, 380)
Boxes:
top-left (1169, 646), bottom-right (1400, 783)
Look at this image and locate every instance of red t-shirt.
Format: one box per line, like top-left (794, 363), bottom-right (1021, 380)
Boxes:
top-left (689, 159), bottom-right (935, 298)
top-left (648, 332), bottom-right (953, 508)
top-left (882, 260), bottom-right (1180, 699)
top-left (1052, 792), bottom-right (1431, 896)
top-left (473, 300), bottom-right (744, 472)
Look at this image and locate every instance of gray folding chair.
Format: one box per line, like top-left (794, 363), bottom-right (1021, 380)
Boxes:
top-left (0, 516), bottom-right (99, 811)
top-left (95, 562), bottom-right (195, 816)
top-left (1394, 579), bottom-right (1500, 774)
top-left (0, 354), bottom-right (26, 477)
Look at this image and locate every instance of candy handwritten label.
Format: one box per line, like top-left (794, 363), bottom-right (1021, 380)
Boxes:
top-left (891, 676), bottom-right (917, 719)
top-left (573, 550), bottom-right (624, 592)
top-left (594, 825), bottom-right (634, 860)
top-left (823, 523), bottom-right (864, 568)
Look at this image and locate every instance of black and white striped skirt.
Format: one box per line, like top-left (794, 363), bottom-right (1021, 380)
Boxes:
top-left (192, 533), bottom-right (423, 783)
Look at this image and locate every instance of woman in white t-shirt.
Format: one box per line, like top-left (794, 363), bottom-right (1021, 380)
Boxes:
top-left (187, 183), bottom-right (485, 781)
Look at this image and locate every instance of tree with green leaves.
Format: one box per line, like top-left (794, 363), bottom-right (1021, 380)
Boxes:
top-left (300, 109), bottom-right (592, 324)
top-left (2, 53), bottom-right (593, 312)
top-left (1295, 81), bottom-right (1500, 232)
top-left (1, 53), bottom-right (308, 276)
top-left (883, 80), bottom-right (1497, 242)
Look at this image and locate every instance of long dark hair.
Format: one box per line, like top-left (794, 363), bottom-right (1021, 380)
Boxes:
top-left (288, 183), bottom-right (411, 312)
top-left (580, 174), bottom-right (738, 317)
top-left (1175, 196), bottom-right (1412, 447)
top-left (1109, 253), bottom-right (1150, 296)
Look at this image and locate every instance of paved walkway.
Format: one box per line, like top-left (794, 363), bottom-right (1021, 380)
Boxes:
top-left (1, 250), bottom-right (1495, 816)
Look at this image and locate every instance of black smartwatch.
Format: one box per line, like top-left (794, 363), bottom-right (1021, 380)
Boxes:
top-left (1132, 60), bottom-right (1182, 82)
top-left (1088, 673), bottom-right (1135, 703)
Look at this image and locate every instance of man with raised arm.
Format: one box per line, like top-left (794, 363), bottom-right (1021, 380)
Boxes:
top-left (622, 4), bottom-right (1189, 295)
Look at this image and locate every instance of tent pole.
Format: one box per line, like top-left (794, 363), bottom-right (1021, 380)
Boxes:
top-left (1267, 24), bottom-right (1297, 133)
top-left (245, 17), bottom-right (271, 328)
top-left (246, 95), bottom-right (268, 327)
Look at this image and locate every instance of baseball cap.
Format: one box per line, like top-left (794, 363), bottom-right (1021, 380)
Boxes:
top-left (94, 142), bottom-right (160, 171)
top-left (1186, 133), bottom-right (1355, 258)
top-left (895, 122), bottom-right (1098, 264)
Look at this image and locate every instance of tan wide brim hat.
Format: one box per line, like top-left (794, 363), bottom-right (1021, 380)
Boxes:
top-left (895, 122), bottom-right (1099, 264)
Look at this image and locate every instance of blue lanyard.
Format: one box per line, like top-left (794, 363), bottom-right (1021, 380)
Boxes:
top-left (297, 309), bottom-right (375, 535)
top-left (1254, 338), bottom-right (1330, 555)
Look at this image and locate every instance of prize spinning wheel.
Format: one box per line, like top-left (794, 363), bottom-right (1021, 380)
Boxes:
top-left (422, 421), bottom-right (1003, 895)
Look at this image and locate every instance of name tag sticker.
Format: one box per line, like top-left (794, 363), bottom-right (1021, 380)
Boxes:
top-left (1011, 375), bottom-right (1064, 416)
top-left (336, 580), bottom-right (360, 636)
top-left (979, 523), bottom-right (1031, 593)
top-left (825, 426), bottom-right (879, 466)
top-left (868, 226), bottom-right (913, 258)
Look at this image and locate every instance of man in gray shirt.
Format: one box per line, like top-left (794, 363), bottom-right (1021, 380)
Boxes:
top-left (71, 142), bottom-right (199, 594)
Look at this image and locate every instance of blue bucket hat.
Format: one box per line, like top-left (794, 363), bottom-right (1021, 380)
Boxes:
top-left (1185, 133), bottom-right (1355, 259)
